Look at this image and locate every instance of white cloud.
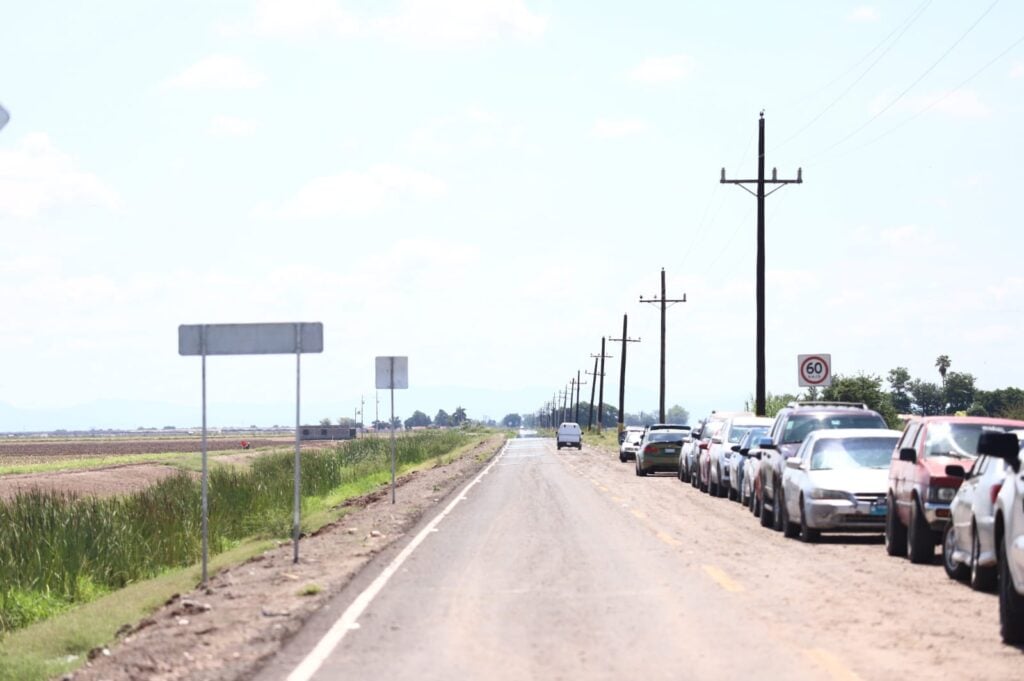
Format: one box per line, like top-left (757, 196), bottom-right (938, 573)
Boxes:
top-left (846, 6), bottom-right (879, 22)
top-left (229, 0), bottom-right (546, 46)
top-left (0, 133), bottom-right (121, 219)
top-left (591, 118), bottom-right (648, 139)
top-left (375, 0), bottom-right (546, 46)
top-left (1011, 62), bottom-right (1024, 79)
top-left (629, 55), bottom-right (695, 84)
top-left (869, 90), bottom-right (990, 119)
top-left (408, 107), bottom-right (526, 154)
top-left (256, 164), bottom-right (446, 219)
top-left (163, 55), bottom-right (265, 90)
top-left (209, 115), bottom-right (258, 137)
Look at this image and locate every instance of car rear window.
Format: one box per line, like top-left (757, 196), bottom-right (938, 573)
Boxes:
top-left (728, 426), bottom-right (756, 444)
top-left (924, 423), bottom-right (1017, 459)
top-left (810, 436), bottom-right (899, 470)
top-left (648, 431), bottom-right (686, 442)
top-left (781, 413), bottom-right (886, 444)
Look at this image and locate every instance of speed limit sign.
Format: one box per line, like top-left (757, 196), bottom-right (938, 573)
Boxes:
top-left (798, 354), bottom-right (832, 387)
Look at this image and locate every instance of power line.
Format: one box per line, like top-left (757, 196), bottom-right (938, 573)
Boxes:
top-left (810, 0), bottom-right (1002, 162)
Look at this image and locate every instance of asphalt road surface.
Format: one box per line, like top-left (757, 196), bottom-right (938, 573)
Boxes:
top-left (259, 437), bottom-right (1024, 680)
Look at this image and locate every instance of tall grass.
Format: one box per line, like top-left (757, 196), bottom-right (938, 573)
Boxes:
top-left (0, 430), bottom-right (470, 632)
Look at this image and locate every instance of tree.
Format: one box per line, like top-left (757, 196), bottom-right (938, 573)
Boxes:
top-left (943, 371), bottom-right (976, 413)
top-left (909, 379), bottom-right (944, 416)
top-left (746, 393), bottom-right (801, 417)
top-left (821, 373), bottom-right (899, 428)
top-left (665, 404), bottom-right (690, 425)
top-left (887, 367), bottom-right (913, 414)
top-left (319, 417), bottom-right (332, 427)
top-left (501, 413), bottom-right (522, 428)
top-left (935, 355), bottom-right (951, 385)
top-left (336, 417), bottom-right (356, 428)
top-left (434, 409), bottom-right (451, 428)
top-left (403, 410), bottom-right (431, 430)
top-left (451, 406), bottom-right (468, 426)
top-left (975, 387), bottom-right (1024, 417)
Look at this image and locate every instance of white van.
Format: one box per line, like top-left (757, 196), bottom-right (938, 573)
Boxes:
top-left (557, 422), bottom-right (583, 450)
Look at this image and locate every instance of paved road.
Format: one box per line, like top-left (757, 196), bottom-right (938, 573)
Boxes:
top-left (261, 437), bottom-right (1024, 680)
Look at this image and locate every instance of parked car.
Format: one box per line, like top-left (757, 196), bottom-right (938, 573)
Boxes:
top-left (751, 402), bottom-right (888, 532)
top-left (556, 422), bottom-right (583, 450)
top-left (618, 427), bottom-right (645, 462)
top-left (885, 416), bottom-right (1024, 564)
top-left (679, 419), bottom-right (705, 483)
top-left (730, 425), bottom-right (770, 505)
top-left (703, 415), bottom-right (769, 498)
top-left (941, 432), bottom-right (1024, 589)
top-left (636, 428), bottom-right (689, 476)
top-left (780, 429), bottom-right (902, 541)
top-left (690, 412), bottom-right (746, 491)
top-left (987, 431), bottom-right (1024, 643)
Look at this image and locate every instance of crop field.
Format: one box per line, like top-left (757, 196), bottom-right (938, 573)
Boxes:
top-left (0, 436), bottom-right (291, 464)
top-left (0, 430), bottom-right (474, 634)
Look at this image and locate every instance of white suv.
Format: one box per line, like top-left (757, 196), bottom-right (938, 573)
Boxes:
top-left (556, 422), bottom-right (582, 450)
top-left (985, 430), bottom-right (1024, 643)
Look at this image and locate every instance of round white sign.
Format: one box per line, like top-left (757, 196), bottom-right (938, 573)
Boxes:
top-left (798, 354), bottom-right (831, 387)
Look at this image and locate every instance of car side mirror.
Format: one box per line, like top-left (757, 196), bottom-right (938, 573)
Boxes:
top-left (731, 445), bottom-right (741, 453)
top-left (758, 437), bottom-right (776, 450)
top-left (752, 451), bottom-right (763, 460)
top-left (977, 431), bottom-right (1021, 472)
top-left (945, 464), bottom-right (967, 479)
top-left (899, 447), bottom-right (917, 463)
top-left (712, 437), bottom-right (723, 445)
top-left (785, 457), bottom-right (802, 470)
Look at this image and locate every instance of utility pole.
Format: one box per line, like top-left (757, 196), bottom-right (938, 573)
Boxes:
top-left (553, 391), bottom-right (558, 427)
top-left (586, 356), bottom-right (599, 431)
top-left (575, 370), bottom-right (586, 424)
top-left (591, 338), bottom-right (613, 433)
top-left (609, 314), bottom-right (641, 436)
top-left (721, 111), bottom-right (803, 416)
top-left (640, 268), bottom-right (686, 423)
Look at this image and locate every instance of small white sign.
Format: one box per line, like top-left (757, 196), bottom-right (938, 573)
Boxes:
top-left (375, 356), bottom-right (409, 389)
top-left (798, 354), bottom-right (832, 387)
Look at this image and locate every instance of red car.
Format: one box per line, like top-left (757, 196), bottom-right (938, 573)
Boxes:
top-left (885, 416), bottom-right (1024, 564)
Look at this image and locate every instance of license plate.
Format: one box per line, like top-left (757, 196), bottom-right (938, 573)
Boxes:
top-left (664, 448), bottom-right (676, 454)
top-left (870, 502), bottom-right (887, 516)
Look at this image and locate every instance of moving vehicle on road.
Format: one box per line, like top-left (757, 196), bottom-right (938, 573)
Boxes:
top-left (752, 402), bottom-right (889, 531)
top-left (556, 422), bottom-right (583, 450)
top-left (780, 429), bottom-right (901, 542)
top-left (704, 415), bottom-right (769, 498)
top-left (885, 416), bottom-right (1024, 564)
top-left (619, 427), bottom-right (645, 462)
top-left (942, 432), bottom-right (1024, 590)
top-left (636, 428), bottom-right (689, 476)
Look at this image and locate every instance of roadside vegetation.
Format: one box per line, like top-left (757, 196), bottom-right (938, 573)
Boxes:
top-left (0, 430), bottom-right (472, 636)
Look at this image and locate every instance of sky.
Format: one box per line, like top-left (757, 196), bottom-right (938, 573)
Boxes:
top-left (2, 0), bottom-right (1023, 431)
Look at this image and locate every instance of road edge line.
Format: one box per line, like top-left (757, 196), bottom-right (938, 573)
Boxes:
top-left (286, 439), bottom-right (510, 681)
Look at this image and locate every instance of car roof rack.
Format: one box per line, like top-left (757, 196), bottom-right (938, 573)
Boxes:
top-left (786, 401), bottom-right (868, 409)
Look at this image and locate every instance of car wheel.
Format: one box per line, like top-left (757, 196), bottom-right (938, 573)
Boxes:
top-left (799, 498), bottom-right (820, 543)
top-left (751, 491), bottom-right (760, 517)
top-left (708, 475), bottom-right (718, 497)
top-left (999, 531), bottom-right (1024, 644)
top-left (619, 453), bottom-right (626, 463)
top-left (908, 497), bottom-right (934, 564)
top-left (942, 524), bottom-right (969, 581)
top-left (716, 467), bottom-right (727, 498)
top-left (680, 462), bottom-right (690, 483)
top-left (885, 494), bottom-right (907, 557)
top-left (970, 525), bottom-right (997, 592)
top-left (782, 490), bottom-right (799, 538)
top-left (760, 490), bottom-right (773, 528)
top-left (728, 485), bottom-right (738, 502)
top-left (772, 483), bottom-right (785, 532)
top-left (691, 465), bottom-right (699, 488)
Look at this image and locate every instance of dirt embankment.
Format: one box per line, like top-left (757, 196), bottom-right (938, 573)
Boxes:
top-left (68, 435), bottom-right (506, 681)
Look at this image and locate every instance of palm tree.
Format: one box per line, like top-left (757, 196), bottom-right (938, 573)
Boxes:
top-left (935, 355), bottom-right (951, 385)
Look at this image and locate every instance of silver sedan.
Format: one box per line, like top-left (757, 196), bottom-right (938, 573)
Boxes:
top-left (780, 429), bottom-right (902, 541)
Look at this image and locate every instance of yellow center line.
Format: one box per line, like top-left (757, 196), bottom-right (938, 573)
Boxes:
top-left (656, 531), bottom-right (681, 547)
top-left (630, 509), bottom-right (647, 520)
top-left (610, 495), bottom-right (624, 503)
top-left (701, 564), bottom-right (744, 592)
top-left (802, 649), bottom-right (864, 681)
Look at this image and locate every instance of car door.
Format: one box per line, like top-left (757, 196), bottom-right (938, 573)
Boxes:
top-left (783, 439), bottom-right (810, 518)
top-left (952, 455), bottom-right (986, 554)
top-left (894, 422), bottom-right (922, 524)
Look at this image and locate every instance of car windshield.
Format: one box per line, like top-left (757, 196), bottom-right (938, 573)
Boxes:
top-left (728, 426), bottom-right (756, 444)
top-left (739, 427), bottom-right (769, 448)
top-left (648, 431), bottom-right (685, 443)
top-left (781, 413), bottom-right (886, 444)
top-left (810, 436), bottom-right (899, 470)
top-left (924, 423), bottom-right (1018, 459)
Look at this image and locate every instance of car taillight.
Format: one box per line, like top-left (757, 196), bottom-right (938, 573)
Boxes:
top-left (990, 482), bottom-right (1004, 505)
top-left (644, 445), bottom-right (657, 455)
top-left (699, 442), bottom-right (709, 450)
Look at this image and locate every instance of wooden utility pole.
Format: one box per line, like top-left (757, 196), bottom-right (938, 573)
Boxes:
top-left (609, 313), bottom-right (641, 437)
top-left (586, 356), bottom-right (599, 431)
top-left (574, 370), bottom-right (586, 424)
top-left (591, 338), bottom-right (613, 432)
top-left (721, 112), bottom-right (803, 416)
top-left (640, 268), bottom-right (686, 423)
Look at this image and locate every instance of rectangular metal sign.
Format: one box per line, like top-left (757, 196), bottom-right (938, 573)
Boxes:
top-left (375, 356), bottom-right (409, 389)
top-left (179, 323), bottom-right (323, 356)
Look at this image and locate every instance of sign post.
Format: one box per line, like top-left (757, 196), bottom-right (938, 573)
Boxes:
top-left (375, 356), bottom-right (408, 504)
top-left (798, 354), bottom-right (832, 388)
top-left (179, 322), bottom-right (324, 581)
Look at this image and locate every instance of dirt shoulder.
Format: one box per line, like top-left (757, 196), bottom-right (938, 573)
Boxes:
top-left (67, 434), bottom-right (506, 681)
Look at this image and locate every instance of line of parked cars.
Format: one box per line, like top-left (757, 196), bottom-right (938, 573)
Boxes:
top-left (617, 401), bottom-right (1024, 645)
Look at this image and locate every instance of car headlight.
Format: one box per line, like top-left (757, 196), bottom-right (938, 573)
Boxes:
top-left (931, 486), bottom-right (957, 503)
top-left (810, 488), bottom-right (853, 501)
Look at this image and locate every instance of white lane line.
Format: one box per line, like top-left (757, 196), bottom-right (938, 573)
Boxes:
top-left (286, 440), bottom-right (511, 681)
